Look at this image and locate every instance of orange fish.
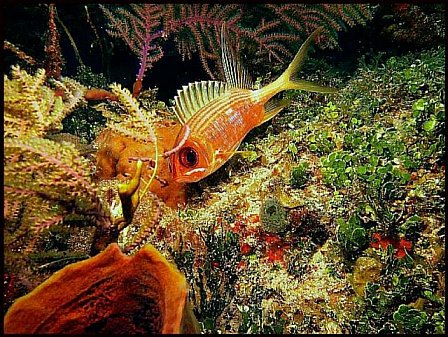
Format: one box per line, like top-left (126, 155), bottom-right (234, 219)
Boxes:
top-left (167, 26), bottom-right (337, 183)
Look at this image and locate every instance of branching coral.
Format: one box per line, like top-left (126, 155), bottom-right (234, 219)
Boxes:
top-left (44, 4), bottom-right (62, 79)
top-left (3, 40), bottom-right (37, 66)
top-left (101, 4), bottom-right (372, 95)
top-left (5, 67), bottom-right (65, 138)
top-left (97, 84), bottom-right (158, 145)
top-left (101, 4), bottom-right (164, 96)
top-left (4, 66), bottom-right (109, 268)
top-left (264, 4), bottom-right (372, 48)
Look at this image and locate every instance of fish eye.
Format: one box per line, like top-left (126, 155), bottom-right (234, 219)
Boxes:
top-left (179, 147), bottom-right (198, 168)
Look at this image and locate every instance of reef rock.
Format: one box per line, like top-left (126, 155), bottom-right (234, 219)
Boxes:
top-left (4, 243), bottom-right (199, 334)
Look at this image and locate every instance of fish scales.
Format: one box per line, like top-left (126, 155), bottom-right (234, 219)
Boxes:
top-left (192, 89), bottom-right (263, 151)
top-left (189, 90), bottom-right (263, 153)
top-left (168, 26), bottom-right (337, 183)
top-left (192, 90), bottom-right (253, 134)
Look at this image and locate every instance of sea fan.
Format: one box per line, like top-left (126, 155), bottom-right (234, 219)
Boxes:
top-left (101, 3), bottom-right (373, 89)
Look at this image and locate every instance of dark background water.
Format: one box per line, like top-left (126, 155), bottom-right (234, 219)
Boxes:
top-left (3, 4), bottom-right (445, 102)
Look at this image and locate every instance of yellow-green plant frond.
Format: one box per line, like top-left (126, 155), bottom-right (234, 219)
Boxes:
top-left (4, 66), bottom-right (86, 138)
top-left (105, 83), bottom-right (157, 143)
top-left (4, 135), bottom-right (102, 261)
top-left (5, 67), bottom-right (54, 137)
top-left (3, 67), bottom-right (112, 277)
top-left (11, 65), bottom-right (46, 99)
top-left (17, 196), bottom-right (65, 234)
top-left (4, 137), bottom-right (97, 204)
top-left (51, 76), bottom-right (87, 122)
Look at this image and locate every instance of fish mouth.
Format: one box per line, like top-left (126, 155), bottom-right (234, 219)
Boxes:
top-left (174, 167), bottom-right (207, 183)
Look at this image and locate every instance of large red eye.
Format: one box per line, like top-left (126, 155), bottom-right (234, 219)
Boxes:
top-left (179, 147), bottom-right (198, 167)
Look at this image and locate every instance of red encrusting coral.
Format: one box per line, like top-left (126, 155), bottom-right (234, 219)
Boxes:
top-left (95, 119), bottom-right (187, 208)
top-left (228, 213), bottom-right (292, 265)
top-left (261, 233), bottom-right (291, 263)
top-left (240, 242), bottom-right (253, 255)
top-left (371, 233), bottom-right (413, 259)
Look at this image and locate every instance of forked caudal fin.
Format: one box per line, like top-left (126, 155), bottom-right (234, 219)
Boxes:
top-left (258, 27), bottom-right (338, 123)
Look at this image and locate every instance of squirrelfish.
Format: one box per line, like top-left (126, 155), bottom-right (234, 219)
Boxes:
top-left (168, 26), bottom-right (337, 183)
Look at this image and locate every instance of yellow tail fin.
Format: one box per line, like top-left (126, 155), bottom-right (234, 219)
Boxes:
top-left (258, 27), bottom-right (338, 101)
top-left (281, 27), bottom-right (337, 93)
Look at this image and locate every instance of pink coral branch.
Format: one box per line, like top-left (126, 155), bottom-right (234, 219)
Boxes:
top-left (102, 4), bottom-right (371, 83)
top-left (15, 141), bottom-right (96, 199)
top-left (32, 214), bottom-right (65, 233)
top-left (101, 4), bottom-right (165, 96)
top-left (4, 185), bottom-right (38, 197)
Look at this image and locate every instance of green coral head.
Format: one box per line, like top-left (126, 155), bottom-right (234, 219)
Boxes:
top-left (260, 197), bottom-right (288, 234)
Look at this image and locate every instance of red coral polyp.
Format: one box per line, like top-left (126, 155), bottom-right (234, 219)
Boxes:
top-left (266, 245), bottom-right (287, 263)
top-left (371, 233), bottom-right (412, 259)
top-left (240, 242), bottom-right (253, 255)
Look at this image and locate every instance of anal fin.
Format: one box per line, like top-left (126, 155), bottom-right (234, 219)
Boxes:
top-left (261, 98), bottom-right (292, 124)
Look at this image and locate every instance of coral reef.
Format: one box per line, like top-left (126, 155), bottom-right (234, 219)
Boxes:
top-left (3, 4), bottom-right (445, 335)
top-left (4, 243), bottom-right (200, 334)
top-left (145, 45), bottom-right (444, 333)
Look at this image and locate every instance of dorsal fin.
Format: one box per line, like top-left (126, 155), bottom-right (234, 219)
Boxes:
top-left (173, 81), bottom-right (229, 124)
top-left (221, 23), bottom-right (252, 90)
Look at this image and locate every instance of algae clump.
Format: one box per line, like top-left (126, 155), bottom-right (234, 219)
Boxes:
top-left (351, 256), bottom-right (383, 297)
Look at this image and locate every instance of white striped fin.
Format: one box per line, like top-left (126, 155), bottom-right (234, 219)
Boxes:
top-left (173, 81), bottom-right (229, 124)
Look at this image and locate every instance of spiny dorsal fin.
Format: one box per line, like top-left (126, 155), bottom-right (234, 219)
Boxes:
top-left (173, 81), bottom-right (229, 124)
top-left (221, 23), bottom-right (253, 90)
